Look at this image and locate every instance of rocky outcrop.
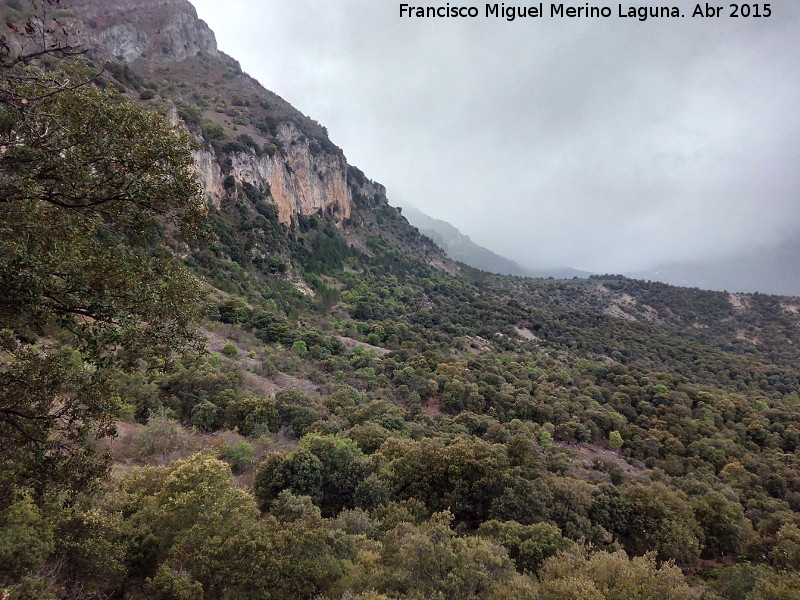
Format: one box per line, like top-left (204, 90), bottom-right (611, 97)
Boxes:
top-left (191, 123), bottom-right (351, 225)
top-left (66, 0), bottom-right (355, 227)
top-left (96, 23), bottom-right (149, 63)
top-left (69, 0), bottom-right (221, 63)
top-left (228, 123), bottom-right (351, 225)
top-left (159, 10), bottom-right (220, 62)
top-left (191, 148), bottom-right (226, 207)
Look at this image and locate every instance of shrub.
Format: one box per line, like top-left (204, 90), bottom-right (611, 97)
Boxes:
top-left (191, 399), bottom-right (220, 431)
top-left (132, 410), bottom-right (189, 462)
top-left (202, 122), bottom-right (226, 140)
top-left (218, 440), bottom-right (256, 474)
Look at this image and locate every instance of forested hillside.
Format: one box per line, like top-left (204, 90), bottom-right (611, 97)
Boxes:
top-left (2, 1), bottom-right (800, 599)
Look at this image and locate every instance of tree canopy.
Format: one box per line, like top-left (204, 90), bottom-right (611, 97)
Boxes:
top-left (0, 51), bottom-right (206, 502)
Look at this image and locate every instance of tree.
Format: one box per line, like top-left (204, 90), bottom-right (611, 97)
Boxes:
top-left (97, 454), bottom-right (263, 595)
top-left (143, 565), bottom-right (205, 600)
top-left (0, 491), bottom-right (54, 585)
top-left (488, 477), bottom-right (552, 525)
top-left (300, 433), bottom-right (371, 514)
top-left (191, 399), bottom-right (220, 431)
top-left (477, 520), bottom-right (574, 574)
top-left (770, 523), bottom-right (800, 571)
top-left (710, 563), bottom-right (775, 600)
top-left (0, 63), bottom-right (205, 360)
top-left (536, 549), bottom-right (694, 600)
top-left (348, 512), bottom-right (516, 600)
top-left (382, 437), bottom-right (511, 522)
top-left (621, 483), bottom-right (701, 565)
top-left (224, 393), bottom-right (278, 435)
top-left (0, 40), bottom-right (206, 502)
top-left (184, 512), bottom-right (351, 600)
top-left (692, 491), bottom-right (752, 558)
top-left (112, 453), bottom-right (259, 590)
top-left (748, 571), bottom-right (800, 600)
top-left (254, 449), bottom-right (323, 511)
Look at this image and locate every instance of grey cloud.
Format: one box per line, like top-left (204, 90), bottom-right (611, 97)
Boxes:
top-left (191, 0), bottom-right (800, 273)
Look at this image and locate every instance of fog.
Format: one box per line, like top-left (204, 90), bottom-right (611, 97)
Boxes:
top-left (190, 0), bottom-right (800, 274)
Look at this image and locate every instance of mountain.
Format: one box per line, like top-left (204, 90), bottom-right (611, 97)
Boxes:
top-left (400, 204), bottom-right (531, 275)
top-left (59, 0), bottom-right (452, 275)
top-left (630, 236), bottom-right (800, 297)
top-left (66, 0), bottom-right (350, 224)
top-left (401, 204), bottom-right (591, 279)
top-left (66, 0), bottom-right (585, 282)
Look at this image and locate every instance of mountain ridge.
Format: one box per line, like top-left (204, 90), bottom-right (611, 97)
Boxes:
top-left (401, 204), bottom-right (593, 279)
top-left (58, 0), bottom-right (797, 298)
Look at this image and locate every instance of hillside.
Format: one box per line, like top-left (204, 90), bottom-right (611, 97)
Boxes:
top-left (2, 1), bottom-right (800, 599)
top-left (401, 204), bottom-right (534, 275)
top-left (401, 204), bottom-right (593, 279)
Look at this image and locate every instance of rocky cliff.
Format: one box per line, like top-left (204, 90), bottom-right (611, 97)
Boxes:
top-left (192, 121), bottom-right (352, 224)
top-left (65, 0), bottom-right (354, 227)
top-left (68, 0), bottom-right (220, 64)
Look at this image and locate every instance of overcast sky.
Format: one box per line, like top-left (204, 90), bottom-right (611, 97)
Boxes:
top-left (190, 1), bottom-right (800, 273)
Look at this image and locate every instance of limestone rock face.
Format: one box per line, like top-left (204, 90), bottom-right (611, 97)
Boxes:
top-left (158, 10), bottom-right (220, 62)
top-left (70, 0), bottom-right (221, 63)
top-left (191, 148), bottom-right (226, 208)
top-left (96, 23), bottom-right (149, 63)
top-left (229, 123), bottom-right (352, 225)
top-left (67, 0), bottom-right (352, 226)
top-left (190, 122), bottom-right (351, 225)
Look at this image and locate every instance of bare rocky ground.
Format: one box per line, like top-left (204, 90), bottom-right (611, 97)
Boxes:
top-left (334, 334), bottom-right (391, 356)
top-left (556, 440), bottom-right (646, 477)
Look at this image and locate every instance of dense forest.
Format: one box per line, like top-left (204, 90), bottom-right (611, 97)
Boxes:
top-left (2, 1), bottom-right (800, 599)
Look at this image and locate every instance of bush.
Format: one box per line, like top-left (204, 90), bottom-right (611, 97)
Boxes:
top-left (225, 393), bottom-right (278, 435)
top-left (202, 122), bottom-right (226, 140)
top-left (144, 564), bottom-right (205, 600)
top-left (477, 520), bottom-right (573, 574)
top-left (191, 399), bottom-right (220, 431)
top-left (133, 410), bottom-right (189, 462)
top-left (0, 493), bottom-right (54, 583)
top-left (218, 440), bottom-right (256, 474)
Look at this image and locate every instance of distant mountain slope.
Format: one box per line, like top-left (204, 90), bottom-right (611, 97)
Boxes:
top-left (400, 205), bottom-right (530, 275)
top-left (630, 235), bottom-right (800, 297)
top-left (401, 205), bottom-right (590, 279)
top-left (53, 0), bottom-right (452, 273)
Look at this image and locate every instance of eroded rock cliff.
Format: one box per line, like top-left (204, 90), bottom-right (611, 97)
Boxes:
top-left (190, 122), bottom-right (352, 225)
top-left (68, 0), bottom-right (352, 226)
top-left (227, 122), bottom-right (352, 224)
top-left (70, 0), bottom-right (220, 63)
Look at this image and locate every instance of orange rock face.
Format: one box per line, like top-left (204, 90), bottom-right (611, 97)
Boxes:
top-left (229, 123), bottom-right (352, 225)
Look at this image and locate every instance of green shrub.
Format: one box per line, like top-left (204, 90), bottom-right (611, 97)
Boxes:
top-left (218, 440), bottom-right (256, 474)
top-left (202, 122), bottom-right (226, 140)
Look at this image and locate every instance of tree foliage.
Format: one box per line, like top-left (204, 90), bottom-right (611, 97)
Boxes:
top-left (0, 53), bottom-right (206, 501)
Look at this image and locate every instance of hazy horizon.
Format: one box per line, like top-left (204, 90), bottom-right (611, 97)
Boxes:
top-left (190, 1), bottom-right (800, 276)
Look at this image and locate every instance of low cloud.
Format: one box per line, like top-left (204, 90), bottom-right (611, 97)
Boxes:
top-left (192, 1), bottom-right (800, 272)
